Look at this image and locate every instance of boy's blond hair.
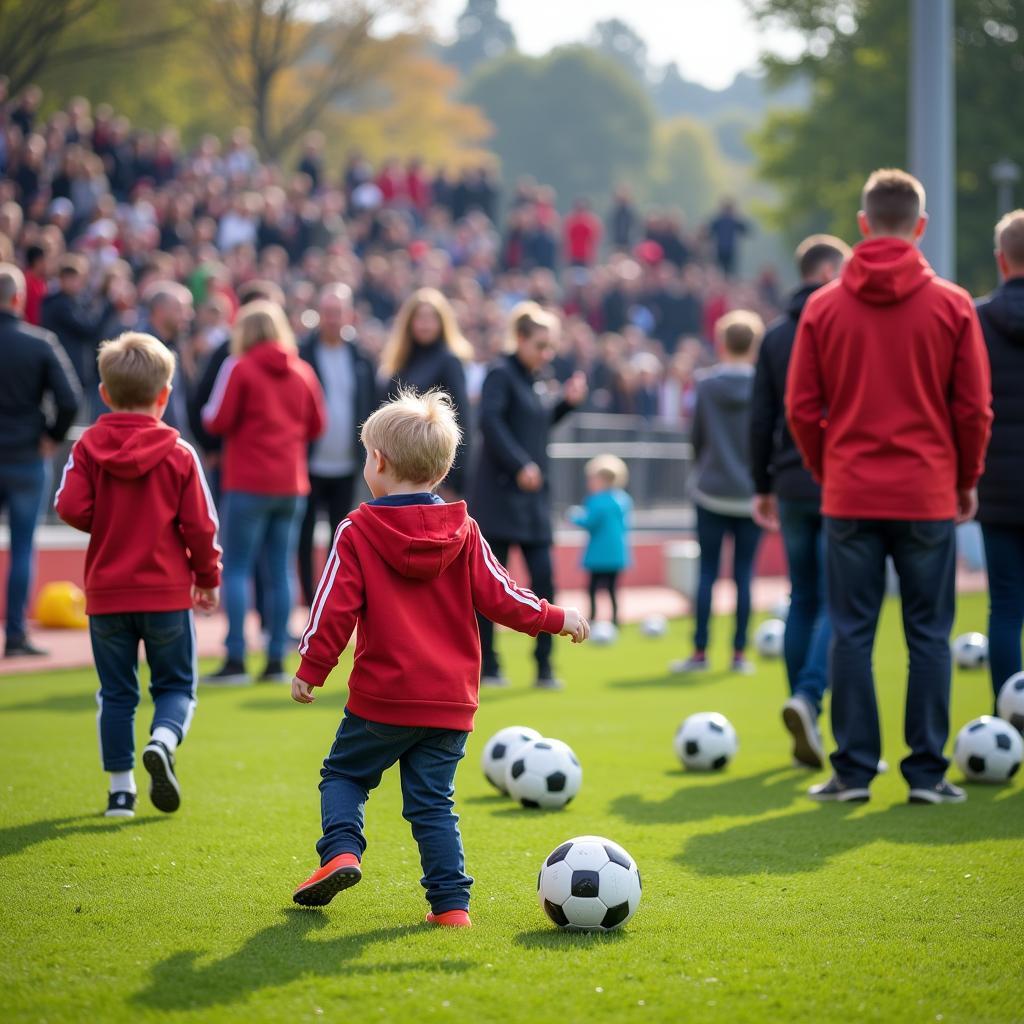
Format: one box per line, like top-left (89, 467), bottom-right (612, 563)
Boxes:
top-left (361, 389), bottom-right (462, 486)
top-left (585, 454), bottom-right (629, 488)
top-left (98, 332), bottom-right (176, 409)
top-left (715, 310), bottom-right (765, 357)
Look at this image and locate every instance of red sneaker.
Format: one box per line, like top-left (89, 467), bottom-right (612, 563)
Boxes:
top-left (293, 853), bottom-right (362, 907)
top-left (425, 909), bottom-right (472, 928)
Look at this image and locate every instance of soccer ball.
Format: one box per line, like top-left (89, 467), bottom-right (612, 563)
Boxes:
top-left (754, 619), bottom-right (786, 659)
top-left (772, 595), bottom-right (791, 622)
top-left (997, 672), bottom-right (1024, 734)
top-left (674, 712), bottom-right (738, 771)
top-left (953, 715), bottom-right (1023, 783)
top-left (640, 614), bottom-right (668, 638)
top-left (506, 738), bottom-right (582, 809)
top-left (537, 835), bottom-right (642, 931)
top-left (481, 726), bottom-right (542, 793)
top-left (590, 621), bottom-right (618, 645)
top-left (952, 632), bottom-right (989, 669)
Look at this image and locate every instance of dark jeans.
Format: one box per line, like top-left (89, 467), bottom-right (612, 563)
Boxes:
top-left (694, 506), bottom-right (761, 653)
top-left (477, 538), bottom-right (554, 678)
top-left (981, 523), bottom-right (1024, 707)
top-left (825, 517), bottom-right (956, 789)
top-left (318, 710), bottom-right (472, 913)
top-left (298, 474), bottom-right (355, 607)
top-left (588, 570), bottom-right (620, 625)
top-left (1, 459), bottom-right (47, 645)
top-left (89, 610), bottom-right (197, 772)
top-left (778, 499), bottom-right (830, 714)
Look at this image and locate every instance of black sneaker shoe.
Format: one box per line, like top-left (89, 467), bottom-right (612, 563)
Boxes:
top-left (142, 739), bottom-right (181, 813)
top-left (105, 791), bottom-right (137, 818)
top-left (258, 658), bottom-right (289, 683)
top-left (4, 638), bottom-right (48, 657)
top-left (908, 779), bottom-right (967, 804)
top-left (808, 775), bottom-right (870, 802)
top-left (783, 696), bottom-right (825, 769)
top-left (202, 659), bottom-right (250, 686)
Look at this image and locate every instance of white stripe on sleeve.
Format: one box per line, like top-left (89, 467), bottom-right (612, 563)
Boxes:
top-left (53, 450), bottom-right (75, 508)
top-left (200, 355), bottom-right (238, 426)
top-left (299, 519), bottom-right (352, 655)
top-left (479, 535), bottom-right (542, 612)
top-left (176, 438), bottom-right (222, 554)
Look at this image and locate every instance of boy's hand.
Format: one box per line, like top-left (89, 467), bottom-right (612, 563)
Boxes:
top-left (752, 494), bottom-right (780, 531)
top-left (560, 608), bottom-right (590, 644)
top-left (291, 677), bottom-right (316, 704)
top-left (956, 487), bottom-right (978, 525)
top-left (192, 585), bottom-right (220, 612)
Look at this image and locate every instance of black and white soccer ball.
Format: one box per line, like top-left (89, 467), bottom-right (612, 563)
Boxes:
top-left (674, 712), bottom-right (738, 771)
top-left (754, 619), bottom-right (786, 659)
top-left (640, 614), bottom-right (668, 638)
top-left (590, 621), bottom-right (618, 645)
top-left (997, 672), bottom-right (1024, 734)
top-left (772, 595), bottom-right (791, 622)
top-left (505, 738), bottom-right (582, 809)
top-left (952, 632), bottom-right (989, 669)
top-left (537, 835), bottom-right (642, 931)
top-left (953, 715), bottom-right (1023, 783)
top-left (481, 725), bottom-right (542, 793)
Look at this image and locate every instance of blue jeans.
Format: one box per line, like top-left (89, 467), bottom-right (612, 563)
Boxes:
top-left (694, 506), bottom-right (761, 652)
top-left (778, 499), bottom-right (830, 714)
top-left (89, 610), bottom-right (197, 772)
top-left (825, 517), bottom-right (956, 789)
top-left (0, 459), bottom-right (47, 645)
top-left (318, 710), bottom-right (473, 913)
top-left (221, 492), bottom-right (305, 661)
top-left (980, 523), bottom-right (1024, 707)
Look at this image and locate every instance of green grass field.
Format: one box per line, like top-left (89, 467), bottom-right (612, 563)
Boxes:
top-left (2, 593), bottom-right (1022, 1024)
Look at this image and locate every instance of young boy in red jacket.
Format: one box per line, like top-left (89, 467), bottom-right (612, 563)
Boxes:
top-left (55, 333), bottom-right (222, 818)
top-left (291, 390), bottom-right (590, 926)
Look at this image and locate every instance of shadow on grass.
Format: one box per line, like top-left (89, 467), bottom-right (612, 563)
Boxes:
top-left (514, 927), bottom-right (630, 949)
top-left (132, 909), bottom-right (472, 1011)
top-left (2, 691), bottom-right (97, 714)
top-left (0, 814), bottom-right (166, 860)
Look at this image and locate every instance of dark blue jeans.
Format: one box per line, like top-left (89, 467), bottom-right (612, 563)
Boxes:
top-left (89, 610), bottom-right (197, 772)
top-left (825, 517), bottom-right (956, 789)
top-left (779, 499), bottom-right (830, 714)
top-left (694, 506), bottom-right (761, 653)
top-left (318, 710), bottom-right (473, 914)
top-left (0, 459), bottom-right (47, 645)
top-left (980, 523), bottom-right (1024, 707)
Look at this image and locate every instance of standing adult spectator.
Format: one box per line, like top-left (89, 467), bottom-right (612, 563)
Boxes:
top-left (470, 302), bottom-right (587, 688)
top-left (42, 255), bottom-right (106, 405)
top-left (0, 264), bottom-right (80, 656)
top-left (22, 244), bottom-right (48, 326)
top-left (564, 198), bottom-right (602, 268)
top-left (787, 169), bottom-right (992, 805)
top-left (608, 185), bottom-right (637, 251)
top-left (750, 234), bottom-right (851, 769)
top-left (297, 284), bottom-right (376, 607)
top-left (707, 199), bottom-right (750, 278)
top-left (137, 282), bottom-right (193, 434)
top-left (976, 209), bottom-right (1024, 706)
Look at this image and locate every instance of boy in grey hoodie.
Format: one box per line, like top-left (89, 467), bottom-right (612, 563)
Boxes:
top-left (675, 311), bottom-right (764, 675)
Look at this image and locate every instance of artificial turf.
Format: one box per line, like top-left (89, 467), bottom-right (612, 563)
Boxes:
top-left (1, 592), bottom-right (1022, 1024)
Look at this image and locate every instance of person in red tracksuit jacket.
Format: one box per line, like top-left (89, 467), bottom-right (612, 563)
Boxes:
top-left (290, 390), bottom-right (590, 927)
top-left (787, 168), bottom-right (992, 806)
top-left (55, 332), bottom-right (222, 820)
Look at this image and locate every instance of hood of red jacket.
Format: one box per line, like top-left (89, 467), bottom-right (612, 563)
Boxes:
top-left (842, 237), bottom-right (935, 306)
top-left (81, 413), bottom-right (180, 479)
top-left (247, 340), bottom-right (296, 376)
top-left (350, 501), bottom-right (471, 580)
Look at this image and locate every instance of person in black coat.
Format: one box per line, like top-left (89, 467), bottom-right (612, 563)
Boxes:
top-left (470, 302), bottom-right (588, 688)
top-left (976, 210), bottom-right (1024, 704)
top-left (749, 234), bottom-right (850, 767)
top-left (382, 288), bottom-right (472, 497)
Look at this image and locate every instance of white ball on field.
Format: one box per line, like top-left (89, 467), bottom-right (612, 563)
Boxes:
top-left (772, 595), bottom-right (791, 622)
top-left (953, 715), bottom-right (1022, 783)
top-left (952, 632), bottom-right (989, 669)
top-left (674, 712), bottom-right (738, 771)
top-left (754, 619), bottom-right (786, 659)
top-left (640, 614), bottom-right (668, 637)
top-left (480, 725), bottom-right (542, 793)
top-left (506, 737), bottom-right (582, 809)
top-left (538, 835), bottom-right (642, 931)
top-left (997, 672), bottom-right (1024, 734)
top-left (590, 621), bottom-right (618, 645)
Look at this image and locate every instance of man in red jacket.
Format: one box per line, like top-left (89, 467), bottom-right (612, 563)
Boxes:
top-left (787, 168), bottom-right (992, 805)
top-left (290, 390), bottom-right (589, 926)
top-left (55, 333), bottom-right (222, 819)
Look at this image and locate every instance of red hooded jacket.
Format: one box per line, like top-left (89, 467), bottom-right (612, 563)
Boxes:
top-left (201, 341), bottom-right (325, 496)
top-left (296, 500), bottom-right (567, 731)
top-left (786, 238), bottom-right (992, 519)
top-left (54, 414), bottom-right (222, 614)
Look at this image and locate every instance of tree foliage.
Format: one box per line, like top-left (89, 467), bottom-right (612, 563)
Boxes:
top-left (588, 18), bottom-right (651, 84)
top-left (644, 118), bottom-right (725, 217)
top-left (442, 0), bottom-right (516, 77)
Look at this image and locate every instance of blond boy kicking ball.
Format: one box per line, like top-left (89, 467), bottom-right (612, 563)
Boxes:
top-left (291, 390), bottom-right (589, 926)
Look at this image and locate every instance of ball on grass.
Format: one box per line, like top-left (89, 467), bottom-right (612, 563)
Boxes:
top-left (952, 632), bottom-right (989, 669)
top-left (953, 715), bottom-right (1022, 783)
top-left (674, 712), bottom-right (738, 771)
top-left (506, 738), bottom-right (582, 809)
top-left (481, 726), bottom-right (542, 793)
top-left (754, 619), bottom-right (786, 659)
top-left (997, 672), bottom-right (1024, 734)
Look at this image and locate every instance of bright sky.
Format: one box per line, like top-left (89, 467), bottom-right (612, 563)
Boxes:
top-left (426, 0), bottom-right (806, 90)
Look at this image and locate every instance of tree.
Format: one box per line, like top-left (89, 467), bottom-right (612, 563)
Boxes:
top-left (443, 0), bottom-right (516, 76)
top-left (588, 18), bottom-right (651, 84)
top-left (644, 117), bottom-right (725, 217)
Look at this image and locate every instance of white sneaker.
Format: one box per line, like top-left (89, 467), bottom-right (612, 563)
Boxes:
top-left (782, 696), bottom-right (824, 769)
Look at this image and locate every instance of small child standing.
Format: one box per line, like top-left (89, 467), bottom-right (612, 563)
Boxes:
top-left (55, 333), bottom-right (222, 818)
top-left (291, 390), bottom-right (589, 926)
top-left (569, 455), bottom-right (633, 626)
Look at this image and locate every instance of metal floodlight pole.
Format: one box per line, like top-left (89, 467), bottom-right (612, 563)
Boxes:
top-left (991, 158), bottom-right (1022, 217)
top-left (909, 0), bottom-right (955, 279)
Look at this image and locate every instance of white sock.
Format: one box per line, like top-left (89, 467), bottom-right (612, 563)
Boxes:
top-left (110, 770), bottom-right (136, 794)
top-left (150, 726), bottom-right (179, 752)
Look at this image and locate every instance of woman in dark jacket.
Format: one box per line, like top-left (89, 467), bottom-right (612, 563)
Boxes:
top-left (470, 302), bottom-right (587, 689)
top-left (382, 288), bottom-right (471, 496)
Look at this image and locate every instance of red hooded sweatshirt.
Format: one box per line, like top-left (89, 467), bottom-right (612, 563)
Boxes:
top-left (786, 237), bottom-right (992, 520)
top-left (54, 414), bottom-right (222, 614)
top-left (296, 499), bottom-right (567, 731)
top-left (201, 341), bottom-right (325, 496)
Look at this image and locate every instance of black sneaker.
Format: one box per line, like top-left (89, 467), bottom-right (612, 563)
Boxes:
top-left (105, 791), bottom-right (137, 818)
top-left (258, 658), bottom-right (289, 683)
top-left (202, 659), bottom-right (250, 686)
top-left (783, 696), bottom-right (825, 769)
top-left (4, 638), bottom-right (48, 657)
top-left (908, 779), bottom-right (967, 804)
top-left (142, 739), bottom-right (181, 813)
top-left (808, 775), bottom-right (870, 802)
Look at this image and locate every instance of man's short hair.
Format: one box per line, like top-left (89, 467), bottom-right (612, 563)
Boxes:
top-left (144, 280), bottom-right (191, 312)
top-left (995, 209), bottom-right (1024, 269)
top-left (58, 253), bottom-right (88, 278)
top-left (0, 262), bottom-right (26, 307)
top-left (715, 309), bottom-right (765, 357)
top-left (861, 168), bottom-right (926, 233)
top-left (236, 278), bottom-right (285, 307)
top-left (795, 234), bottom-right (852, 279)
top-left (361, 388), bottom-right (462, 486)
top-left (98, 332), bottom-right (176, 409)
